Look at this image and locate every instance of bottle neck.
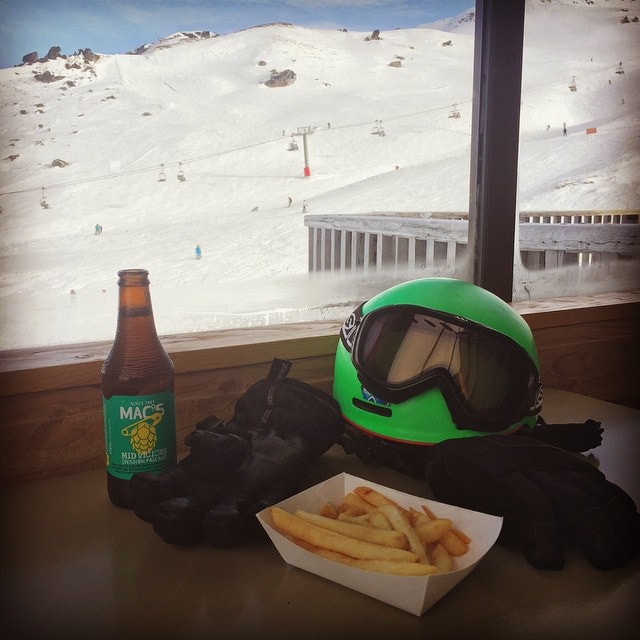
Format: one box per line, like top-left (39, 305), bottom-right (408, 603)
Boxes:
top-left (115, 270), bottom-right (159, 338)
top-left (117, 282), bottom-right (154, 319)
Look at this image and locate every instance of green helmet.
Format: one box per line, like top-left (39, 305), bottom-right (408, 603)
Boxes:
top-left (333, 278), bottom-right (542, 444)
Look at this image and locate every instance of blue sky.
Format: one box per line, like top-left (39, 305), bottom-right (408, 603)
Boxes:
top-left (0, 0), bottom-right (473, 68)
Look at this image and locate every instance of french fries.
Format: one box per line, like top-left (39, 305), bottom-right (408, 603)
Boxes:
top-left (431, 543), bottom-right (453, 573)
top-left (377, 504), bottom-right (431, 564)
top-left (354, 486), bottom-right (404, 512)
top-left (269, 485), bottom-right (471, 576)
top-left (270, 507), bottom-right (418, 562)
top-left (304, 544), bottom-right (441, 576)
top-left (293, 510), bottom-right (408, 548)
top-left (339, 491), bottom-right (376, 515)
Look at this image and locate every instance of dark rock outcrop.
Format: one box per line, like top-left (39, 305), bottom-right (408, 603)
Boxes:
top-left (264, 69), bottom-right (297, 88)
top-left (46, 46), bottom-right (63, 60)
top-left (79, 48), bottom-right (100, 62)
top-left (22, 52), bottom-right (38, 65)
top-left (34, 70), bottom-right (65, 83)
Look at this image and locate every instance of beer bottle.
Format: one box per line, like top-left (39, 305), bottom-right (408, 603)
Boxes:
top-left (101, 269), bottom-right (177, 508)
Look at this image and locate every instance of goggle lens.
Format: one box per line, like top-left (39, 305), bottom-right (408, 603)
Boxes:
top-left (350, 305), bottom-right (540, 430)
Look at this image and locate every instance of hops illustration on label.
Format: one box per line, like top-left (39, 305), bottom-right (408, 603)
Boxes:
top-left (121, 411), bottom-right (162, 455)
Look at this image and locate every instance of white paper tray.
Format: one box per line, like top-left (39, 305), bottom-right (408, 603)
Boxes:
top-left (257, 472), bottom-right (502, 616)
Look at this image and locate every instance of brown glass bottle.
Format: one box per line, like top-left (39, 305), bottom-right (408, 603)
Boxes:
top-left (101, 269), bottom-right (177, 508)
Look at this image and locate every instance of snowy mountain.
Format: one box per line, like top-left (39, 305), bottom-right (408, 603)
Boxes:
top-left (0, 0), bottom-right (638, 349)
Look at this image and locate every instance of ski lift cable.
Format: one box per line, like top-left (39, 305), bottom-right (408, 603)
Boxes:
top-left (523, 53), bottom-right (640, 94)
top-left (3, 57), bottom-right (636, 200)
top-left (0, 134), bottom-right (295, 197)
top-left (0, 98), bottom-right (494, 199)
top-left (5, 62), bottom-right (638, 200)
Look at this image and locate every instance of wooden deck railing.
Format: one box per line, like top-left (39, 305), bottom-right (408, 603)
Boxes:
top-left (304, 211), bottom-right (640, 272)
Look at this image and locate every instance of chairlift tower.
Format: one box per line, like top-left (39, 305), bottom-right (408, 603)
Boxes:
top-left (292, 126), bottom-right (315, 177)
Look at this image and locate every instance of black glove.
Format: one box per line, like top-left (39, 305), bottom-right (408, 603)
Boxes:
top-left (524, 417), bottom-right (604, 452)
top-left (425, 435), bottom-right (640, 570)
top-left (130, 417), bottom-right (251, 544)
top-left (130, 359), bottom-right (344, 546)
top-left (200, 428), bottom-right (312, 546)
top-left (339, 415), bottom-right (604, 476)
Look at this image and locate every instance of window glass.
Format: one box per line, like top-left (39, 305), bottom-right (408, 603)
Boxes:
top-left (0, 5), bottom-right (474, 349)
top-left (514, 0), bottom-right (639, 301)
top-left (3, 2), bottom-right (636, 351)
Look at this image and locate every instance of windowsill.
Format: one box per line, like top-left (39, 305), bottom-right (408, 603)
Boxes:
top-left (510, 290), bottom-right (640, 328)
top-left (0, 320), bottom-right (344, 396)
top-left (1, 290), bottom-right (638, 397)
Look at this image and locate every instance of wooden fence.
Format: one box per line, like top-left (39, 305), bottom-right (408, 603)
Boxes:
top-left (304, 211), bottom-right (640, 273)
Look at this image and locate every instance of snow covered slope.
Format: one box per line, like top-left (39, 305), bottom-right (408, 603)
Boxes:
top-left (0, 1), bottom-right (638, 348)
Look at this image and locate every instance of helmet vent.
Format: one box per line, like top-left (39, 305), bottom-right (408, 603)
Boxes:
top-left (352, 398), bottom-right (392, 417)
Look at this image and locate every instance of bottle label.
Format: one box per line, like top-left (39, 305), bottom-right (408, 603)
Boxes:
top-left (103, 392), bottom-right (177, 480)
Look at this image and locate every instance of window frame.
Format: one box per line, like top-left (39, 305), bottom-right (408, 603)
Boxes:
top-left (468, 0), bottom-right (526, 301)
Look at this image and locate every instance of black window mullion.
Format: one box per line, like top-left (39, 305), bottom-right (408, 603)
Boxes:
top-left (468, 0), bottom-right (526, 302)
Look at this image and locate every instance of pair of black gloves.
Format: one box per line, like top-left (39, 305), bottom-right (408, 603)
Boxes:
top-left (428, 431), bottom-right (640, 570)
top-left (130, 360), bottom-right (345, 547)
top-left (130, 359), bottom-right (640, 570)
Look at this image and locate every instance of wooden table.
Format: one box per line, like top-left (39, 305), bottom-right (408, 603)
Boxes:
top-left (2, 389), bottom-right (639, 639)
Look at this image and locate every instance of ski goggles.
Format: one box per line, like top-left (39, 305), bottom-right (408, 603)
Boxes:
top-left (340, 303), bottom-right (542, 432)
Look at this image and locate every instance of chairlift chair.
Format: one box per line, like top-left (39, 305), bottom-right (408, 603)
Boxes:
top-left (288, 138), bottom-right (299, 151)
top-left (449, 104), bottom-right (461, 119)
top-left (371, 119), bottom-right (385, 136)
top-left (40, 187), bottom-right (49, 209)
top-left (177, 162), bottom-right (186, 182)
top-left (569, 76), bottom-right (577, 92)
top-left (616, 62), bottom-right (625, 75)
top-left (158, 163), bottom-right (167, 182)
